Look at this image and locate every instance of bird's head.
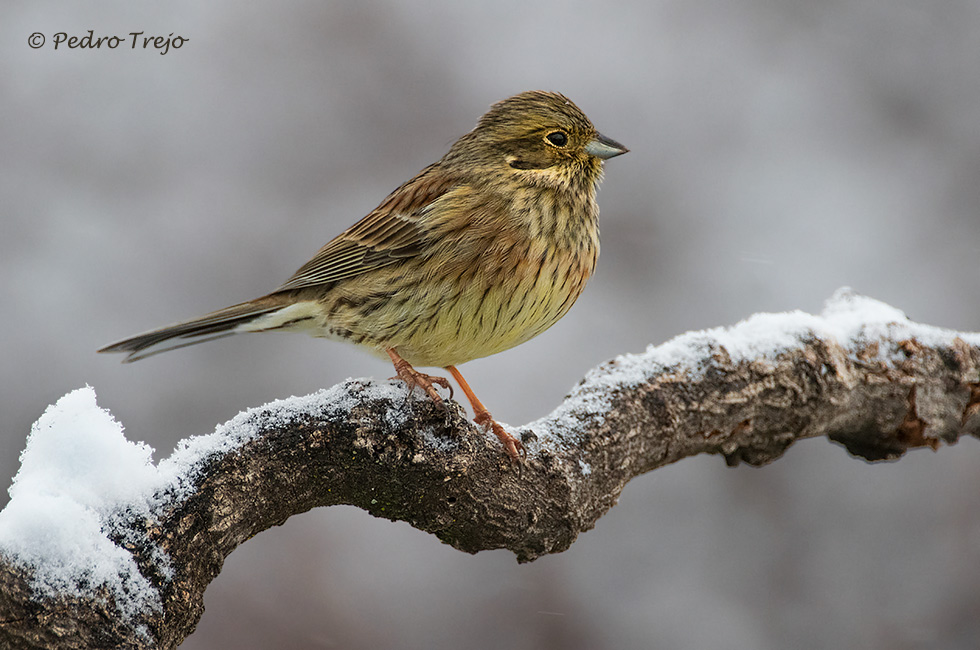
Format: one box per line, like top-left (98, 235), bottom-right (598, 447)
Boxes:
top-left (444, 90), bottom-right (628, 192)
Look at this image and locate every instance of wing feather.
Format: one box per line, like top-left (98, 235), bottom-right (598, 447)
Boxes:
top-left (275, 164), bottom-right (458, 292)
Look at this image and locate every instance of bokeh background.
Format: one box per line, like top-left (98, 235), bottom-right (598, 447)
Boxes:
top-left (3, 1), bottom-right (980, 648)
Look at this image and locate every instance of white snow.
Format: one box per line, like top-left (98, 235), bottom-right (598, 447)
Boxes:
top-left (0, 387), bottom-right (163, 619)
top-left (0, 378), bottom-right (414, 618)
top-left (530, 288), bottom-right (980, 452)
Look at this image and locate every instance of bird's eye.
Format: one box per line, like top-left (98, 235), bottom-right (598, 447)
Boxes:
top-left (545, 131), bottom-right (568, 147)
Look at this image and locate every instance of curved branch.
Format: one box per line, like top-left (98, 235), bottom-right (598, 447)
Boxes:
top-left (1, 290), bottom-right (979, 648)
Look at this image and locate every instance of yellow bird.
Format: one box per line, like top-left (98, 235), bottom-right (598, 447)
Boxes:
top-left (100, 91), bottom-right (628, 459)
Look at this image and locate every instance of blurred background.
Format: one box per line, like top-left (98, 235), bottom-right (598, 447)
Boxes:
top-left (3, 1), bottom-right (980, 648)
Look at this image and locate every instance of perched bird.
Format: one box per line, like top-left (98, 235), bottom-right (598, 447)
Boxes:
top-left (99, 90), bottom-right (628, 460)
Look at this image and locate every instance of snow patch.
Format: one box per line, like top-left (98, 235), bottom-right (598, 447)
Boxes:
top-left (530, 288), bottom-right (980, 453)
top-left (0, 378), bottom-right (432, 618)
top-left (0, 387), bottom-right (162, 619)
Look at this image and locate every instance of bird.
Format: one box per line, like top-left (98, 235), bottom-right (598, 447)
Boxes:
top-left (99, 90), bottom-right (628, 461)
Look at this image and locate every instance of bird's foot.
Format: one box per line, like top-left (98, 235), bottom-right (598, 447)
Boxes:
top-left (388, 350), bottom-right (453, 405)
top-left (474, 411), bottom-right (525, 463)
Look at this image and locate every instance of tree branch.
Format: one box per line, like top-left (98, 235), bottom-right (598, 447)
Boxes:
top-left (2, 290), bottom-right (979, 648)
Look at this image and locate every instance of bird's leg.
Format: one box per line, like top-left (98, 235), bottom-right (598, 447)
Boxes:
top-left (446, 366), bottom-right (525, 462)
top-left (387, 348), bottom-right (453, 405)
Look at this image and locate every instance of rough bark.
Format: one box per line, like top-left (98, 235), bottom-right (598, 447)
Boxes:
top-left (1, 292), bottom-right (978, 648)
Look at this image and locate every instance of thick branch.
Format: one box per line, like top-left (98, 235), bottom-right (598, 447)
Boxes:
top-left (1, 291), bottom-right (978, 648)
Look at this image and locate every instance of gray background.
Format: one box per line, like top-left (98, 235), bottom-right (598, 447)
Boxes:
top-left (3, 1), bottom-right (980, 648)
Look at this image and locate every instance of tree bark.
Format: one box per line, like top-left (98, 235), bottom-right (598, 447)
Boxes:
top-left (1, 291), bottom-right (978, 648)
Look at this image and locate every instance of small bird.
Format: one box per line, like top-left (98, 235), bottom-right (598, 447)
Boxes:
top-left (99, 90), bottom-right (628, 460)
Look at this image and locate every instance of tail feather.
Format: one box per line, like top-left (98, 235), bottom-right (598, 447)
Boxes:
top-left (99, 301), bottom-right (282, 362)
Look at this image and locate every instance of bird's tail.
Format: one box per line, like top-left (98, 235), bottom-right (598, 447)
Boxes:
top-left (98, 299), bottom-right (286, 362)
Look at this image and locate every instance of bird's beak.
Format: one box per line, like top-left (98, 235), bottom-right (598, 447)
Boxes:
top-left (585, 132), bottom-right (629, 160)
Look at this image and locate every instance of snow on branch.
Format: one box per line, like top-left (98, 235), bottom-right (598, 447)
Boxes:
top-left (1, 289), bottom-right (979, 649)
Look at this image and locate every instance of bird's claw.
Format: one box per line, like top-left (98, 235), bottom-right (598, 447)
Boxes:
top-left (475, 412), bottom-right (525, 464)
top-left (390, 365), bottom-right (452, 406)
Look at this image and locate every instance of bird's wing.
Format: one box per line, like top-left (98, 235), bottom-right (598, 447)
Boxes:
top-left (274, 164), bottom-right (459, 292)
